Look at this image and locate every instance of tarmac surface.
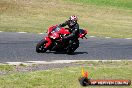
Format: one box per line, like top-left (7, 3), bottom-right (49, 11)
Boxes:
top-left (0, 32), bottom-right (132, 63)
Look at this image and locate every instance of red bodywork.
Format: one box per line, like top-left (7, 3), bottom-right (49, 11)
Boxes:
top-left (44, 25), bottom-right (87, 48)
top-left (79, 29), bottom-right (88, 39)
top-left (47, 25), bottom-right (70, 38)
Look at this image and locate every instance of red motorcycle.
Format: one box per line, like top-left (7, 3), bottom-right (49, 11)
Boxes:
top-left (36, 25), bottom-right (87, 54)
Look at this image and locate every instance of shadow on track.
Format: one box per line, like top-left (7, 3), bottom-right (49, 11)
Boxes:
top-left (53, 51), bottom-right (88, 55)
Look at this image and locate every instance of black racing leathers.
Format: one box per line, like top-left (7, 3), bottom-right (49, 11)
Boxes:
top-left (59, 20), bottom-right (80, 51)
top-left (59, 20), bottom-right (80, 41)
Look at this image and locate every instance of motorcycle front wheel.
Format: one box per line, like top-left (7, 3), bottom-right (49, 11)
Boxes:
top-left (36, 39), bottom-right (47, 53)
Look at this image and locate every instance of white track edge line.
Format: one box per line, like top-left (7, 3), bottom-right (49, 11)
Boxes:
top-left (105, 37), bottom-right (111, 38)
top-left (125, 38), bottom-right (132, 40)
top-left (38, 33), bottom-right (44, 34)
top-left (18, 32), bottom-right (27, 33)
top-left (2, 60), bottom-right (132, 65)
top-left (89, 36), bottom-right (95, 38)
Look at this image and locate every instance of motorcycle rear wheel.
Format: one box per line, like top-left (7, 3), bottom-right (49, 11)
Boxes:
top-left (66, 40), bottom-right (79, 54)
top-left (36, 39), bottom-right (47, 53)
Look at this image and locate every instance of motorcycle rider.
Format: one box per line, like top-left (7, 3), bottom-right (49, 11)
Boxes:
top-left (59, 15), bottom-right (80, 51)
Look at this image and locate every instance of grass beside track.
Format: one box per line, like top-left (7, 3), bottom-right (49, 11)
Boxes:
top-left (0, 0), bottom-right (132, 38)
top-left (0, 65), bottom-right (14, 71)
top-left (66, 0), bottom-right (132, 10)
top-left (0, 61), bottom-right (132, 88)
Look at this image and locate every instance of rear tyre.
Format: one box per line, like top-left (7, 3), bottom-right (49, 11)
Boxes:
top-left (36, 39), bottom-right (47, 53)
top-left (66, 48), bottom-right (75, 54)
top-left (66, 40), bottom-right (79, 54)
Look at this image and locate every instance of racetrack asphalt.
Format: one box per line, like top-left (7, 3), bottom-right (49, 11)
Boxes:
top-left (0, 32), bottom-right (132, 62)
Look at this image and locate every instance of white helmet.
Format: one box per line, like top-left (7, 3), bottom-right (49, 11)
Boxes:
top-left (70, 15), bottom-right (78, 21)
top-left (69, 15), bottom-right (78, 26)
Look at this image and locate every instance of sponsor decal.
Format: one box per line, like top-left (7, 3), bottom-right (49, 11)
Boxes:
top-left (78, 68), bottom-right (131, 86)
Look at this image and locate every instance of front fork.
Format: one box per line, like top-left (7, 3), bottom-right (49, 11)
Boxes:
top-left (44, 37), bottom-right (52, 48)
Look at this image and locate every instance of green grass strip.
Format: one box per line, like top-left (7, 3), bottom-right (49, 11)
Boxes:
top-left (0, 61), bottom-right (132, 88)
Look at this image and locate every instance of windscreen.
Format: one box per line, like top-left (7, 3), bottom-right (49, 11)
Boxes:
top-left (51, 26), bottom-right (61, 33)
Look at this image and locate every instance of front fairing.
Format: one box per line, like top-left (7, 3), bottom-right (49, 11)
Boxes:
top-left (48, 26), bottom-right (60, 39)
top-left (48, 26), bottom-right (70, 39)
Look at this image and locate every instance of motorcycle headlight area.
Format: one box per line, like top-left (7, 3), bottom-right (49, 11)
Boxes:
top-left (50, 32), bottom-right (60, 39)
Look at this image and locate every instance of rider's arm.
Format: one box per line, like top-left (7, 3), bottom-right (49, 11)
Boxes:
top-left (62, 23), bottom-right (79, 41)
top-left (59, 21), bottom-right (68, 27)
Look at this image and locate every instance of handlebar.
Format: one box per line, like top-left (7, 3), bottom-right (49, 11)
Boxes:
top-left (85, 36), bottom-right (87, 39)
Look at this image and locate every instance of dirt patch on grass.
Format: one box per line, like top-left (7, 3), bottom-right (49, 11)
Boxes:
top-left (0, 63), bottom-right (79, 75)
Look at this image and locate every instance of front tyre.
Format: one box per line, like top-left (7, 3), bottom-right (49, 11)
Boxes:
top-left (36, 39), bottom-right (47, 53)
